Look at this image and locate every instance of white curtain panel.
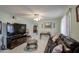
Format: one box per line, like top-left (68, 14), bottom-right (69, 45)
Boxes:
top-left (61, 9), bottom-right (71, 36)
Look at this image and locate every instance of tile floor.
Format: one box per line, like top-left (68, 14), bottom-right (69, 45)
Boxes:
top-left (0, 34), bottom-right (49, 53)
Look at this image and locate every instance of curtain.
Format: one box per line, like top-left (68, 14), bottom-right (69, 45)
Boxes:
top-left (61, 8), bottom-right (71, 36)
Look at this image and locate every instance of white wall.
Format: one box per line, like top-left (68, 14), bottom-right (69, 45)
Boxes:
top-left (0, 11), bottom-right (61, 49)
top-left (70, 6), bottom-right (79, 42)
top-left (61, 5), bottom-right (79, 42)
top-left (0, 12), bottom-right (11, 48)
top-left (0, 11), bottom-right (61, 38)
top-left (32, 18), bottom-right (61, 36)
top-left (60, 5), bottom-right (79, 42)
top-left (0, 12), bottom-right (34, 34)
top-left (0, 12), bottom-right (34, 49)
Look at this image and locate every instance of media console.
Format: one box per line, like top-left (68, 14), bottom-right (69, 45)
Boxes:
top-left (7, 34), bottom-right (27, 49)
top-left (6, 23), bottom-right (27, 49)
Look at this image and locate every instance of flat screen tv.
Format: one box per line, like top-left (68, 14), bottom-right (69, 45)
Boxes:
top-left (18, 24), bottom-right (26, 34)
top-left (0, 21), bottom-right (2, 34)
top-left (13, 23), bottom-right (26, 34)
top-left (7, 23), bottom-right (26, 36)
top-left (7, 23), bottom-right (14, 36)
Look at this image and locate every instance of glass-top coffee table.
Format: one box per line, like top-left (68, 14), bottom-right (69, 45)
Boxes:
top-left (26, 39), bottom-right (38, 50)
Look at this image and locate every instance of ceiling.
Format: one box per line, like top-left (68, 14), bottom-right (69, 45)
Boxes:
top-left (0, 5), bottom-right (70, 20)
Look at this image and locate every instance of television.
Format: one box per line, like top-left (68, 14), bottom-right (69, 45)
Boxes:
top-left (7, 23), bottom-right (14, 36)
top-left (13, 23), bottom-right (26, 34)
top-left (0, 21), bottom-right (2, 34)
top-left (7, 23), bottom-right (26, 36)
top-left (18, 24), bottom-right (26, 34)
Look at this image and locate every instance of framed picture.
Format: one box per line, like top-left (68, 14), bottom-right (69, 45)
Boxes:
top-left (44, 22), bottom-right (52, 28)
top-left (33, 25), bottom-right (38, 33)
top-left (0, 21), bottom-right (2, 34)
top-left (76, 5), bottom-right (79, 22)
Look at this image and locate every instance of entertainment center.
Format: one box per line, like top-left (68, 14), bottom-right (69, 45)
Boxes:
top-left (7, 23), bottom-right (27, 49)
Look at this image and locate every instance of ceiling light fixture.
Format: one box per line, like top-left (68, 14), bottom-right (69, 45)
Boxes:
top-left (33, 14), bottom-right (41, 21)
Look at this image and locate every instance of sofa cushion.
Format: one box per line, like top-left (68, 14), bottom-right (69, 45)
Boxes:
top-left (52, 34), bottom-right (59, 43)
top-left (52, 44), bottom-right (63, 53)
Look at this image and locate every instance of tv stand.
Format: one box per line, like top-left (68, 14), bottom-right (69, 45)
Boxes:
top-left (7, 34), bottom-right (27, 49)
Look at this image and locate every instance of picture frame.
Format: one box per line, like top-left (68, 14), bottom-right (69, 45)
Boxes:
top-left (76, 5), bottom-right (79, 22)
top-left (44, 22), bottom-right (52, 28)
top-left (0, 21), bottom-right (2, 34)
top-left (33, 25), bottom-right (38, 33)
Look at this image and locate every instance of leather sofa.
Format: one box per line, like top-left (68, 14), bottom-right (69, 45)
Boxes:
top-left (44, 34), bottom-right (79, 53)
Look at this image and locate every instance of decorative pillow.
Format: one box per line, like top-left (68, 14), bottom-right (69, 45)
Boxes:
top-left (52, 44), bottom-right (63, 53)
top-left (52, 34), bottom-right (59, 43)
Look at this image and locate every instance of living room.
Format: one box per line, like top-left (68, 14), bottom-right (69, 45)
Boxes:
top-left (0, 5), bottom-right (79, 53)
